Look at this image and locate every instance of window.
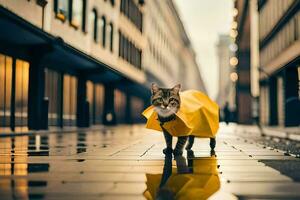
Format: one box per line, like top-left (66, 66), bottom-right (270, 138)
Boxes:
top-left (91, 9), bottom-right (98, 42)
top-left (54, 0), bottom-right (69, 21)
top-left (54, 0), bottom-right (86, 31)
top-left (120, 0), bottom-right (125, 12)
top-left (15, 59), bottom-right (29, 127)
top-left (110, 0), bottom-right (115, 6)
top-left (0, 54), bottom-right (12, 128)
top-left (63, 74), bottom-right (77, 126)
top-left (118, 31), bottom-right (142, 69)
top-left (114, 89), bottom-right (126, 123)
top-left (87, 82), bottom-right (104, 125)
top-left (109, 23), bottom-right (114, 52)
top-left (94, 84), bottom-right (104, 124)
top-left (120, 0), bottom-right (142, 32)
top-left (118, 31), bottom-right (121, 57)
top-left (71, 0), bottom-right (83, 27)
top-left (101, 16), bottom-right (107, 47)
top-left (45, 69), bottom-right (62, 126)
top-left (71, 0), bottom-right (86, 31)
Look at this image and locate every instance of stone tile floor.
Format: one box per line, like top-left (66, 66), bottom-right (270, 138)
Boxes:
top-left (0, 124), bottom-right (300, 200)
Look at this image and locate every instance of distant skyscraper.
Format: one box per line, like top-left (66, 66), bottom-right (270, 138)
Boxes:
top-left (216, 34), bottom-right (236, 120)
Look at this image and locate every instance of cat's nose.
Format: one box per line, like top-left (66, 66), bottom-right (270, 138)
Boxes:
top-left (163, 102), bottom-right (168, 107)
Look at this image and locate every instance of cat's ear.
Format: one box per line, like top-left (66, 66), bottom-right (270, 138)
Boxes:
top-left (172, 84), bottom-right (181, 94)
top-left (151, 83), bottom-right (159, 95)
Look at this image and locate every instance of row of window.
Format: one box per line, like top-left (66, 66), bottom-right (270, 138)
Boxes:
top-left (259, 0), bottom-right (294, 41)
top-left (120, 0), bottom-right (143, 32)
top-left (91, 9), bottom-right (114, 51)
top-left (148, 9), bottom-right (176, 57)
top-left (0, 54), bottom-right (30, 129)
top-left (45, 70), bottom-right (141, 126)
top-left (53, 0), bottom-right (115, 30)
top-left (0, 49), bottom-right (146, 131)
top-left (148, 42), bottom-right (173, 76)
top-left (118, 31), bottom-right (142, 69)
top-left (45, 69), bottom-right (78, 126)
top-left (53, 0), bottom-right (146, 64)
top-left (260, 12), bottom-right (299, 67)
top-left (145, 3), bottom-right (178, 76)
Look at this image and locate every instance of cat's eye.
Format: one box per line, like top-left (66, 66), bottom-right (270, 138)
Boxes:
top-left (169, 98), bottom-right (176, 102)
top-left (171, 102), bottom-right (177, 106)
top-left (155, 98), bottom-right (163, 103)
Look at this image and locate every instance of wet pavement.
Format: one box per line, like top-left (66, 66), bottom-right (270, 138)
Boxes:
top-left (1, 124), bottom-right (300, 200)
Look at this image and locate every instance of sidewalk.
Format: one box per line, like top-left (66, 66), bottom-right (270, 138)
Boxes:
top-left (233, 123), bottom-right (300, 141)
top-left (1, 124), bottom-right (300, 199)
top-left (0, 125), bottom-right (105, 137)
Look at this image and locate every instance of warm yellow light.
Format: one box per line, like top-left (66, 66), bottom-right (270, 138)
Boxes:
top-left (231, 21), bottom-right (238, 29)
top-left (230, 57), bottom-right (238, 66)
top-left (233, 8), bottom-right (238, 17)
top-left (230, 29), bottom-right (238, 38)
top-left (230, 72), bottom-right (238, 82)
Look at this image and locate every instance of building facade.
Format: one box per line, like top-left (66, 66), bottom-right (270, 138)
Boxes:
top-left (0, 0), bottom-right (205, 132)
top-left (258, 0), bottom-right (300, 127)
top-left (216, 34), bottom-right (237, 121)
top-left (233, 0), bottom-right (253, 124)
top-left (233, 0), bottom-right (300, 127)
top-left (143, 0), bottom-right (205, 91)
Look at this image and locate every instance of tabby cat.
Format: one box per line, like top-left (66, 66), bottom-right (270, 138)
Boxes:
top-left (151, 83), bottom-right (216, 157)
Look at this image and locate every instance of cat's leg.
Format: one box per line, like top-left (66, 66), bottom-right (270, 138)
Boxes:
top-left (173, 136), bottom-right (188, 157)
top-left (186, 136), bottom-right (195, 158)
top-left (210, 138), bottom-right (216, 150)
top-left (162, 130), bottom-right (173, 155)
top-left (185, 135), bottom-right (195, 150)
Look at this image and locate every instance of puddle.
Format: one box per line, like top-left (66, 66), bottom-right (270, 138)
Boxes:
top-left (144, 153), bottom-right (220, 200)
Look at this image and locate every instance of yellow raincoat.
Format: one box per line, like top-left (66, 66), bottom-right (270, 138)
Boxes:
top-left (142, 90), bottom-right (219, 138)
top-left (143, 156), bottom-right (220, 200)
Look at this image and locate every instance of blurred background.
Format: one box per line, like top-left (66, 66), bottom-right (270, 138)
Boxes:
top-left (0, 0), bottom-right (299, 133)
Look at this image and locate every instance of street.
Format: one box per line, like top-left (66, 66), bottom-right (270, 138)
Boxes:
top-left (0, 1), bottom-right (299, 199)
top-left (1, 124), bottom-right (300, 200)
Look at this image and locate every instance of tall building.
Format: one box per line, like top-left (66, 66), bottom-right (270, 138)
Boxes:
top-left (233, 0), bottom-right (253, 124)
top-left (216, 34), bottom-right (237, 120)
top-left (143, 0), bottom-right (205, 92)
top-left (233, 0), bottom-right (300, 127)
top-left (0, 0), bottom-right (205, 132)
top-left (258, 0), bottom-right (300, 127)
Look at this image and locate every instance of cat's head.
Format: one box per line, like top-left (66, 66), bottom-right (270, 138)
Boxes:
top-left (151, 83), bottom-right (181, 118)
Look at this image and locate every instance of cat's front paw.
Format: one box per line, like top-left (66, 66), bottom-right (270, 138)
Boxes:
top-left (163, 147), bottom-right (173, 155)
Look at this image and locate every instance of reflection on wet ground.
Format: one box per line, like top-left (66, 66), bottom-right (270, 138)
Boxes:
top-left (144, 154), bottom-right (220, 200)
top-left (1, 124), bottom-right (300, 200)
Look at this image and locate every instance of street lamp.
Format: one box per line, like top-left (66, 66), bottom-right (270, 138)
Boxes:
top-left (230, 30), bottom-right (238, 38)
top-left (233, 8), bottom-right (238, 17)
top-left (230, 72), bottom-right (238, 82)
top-left (230, 57), bottom-right (238, 67)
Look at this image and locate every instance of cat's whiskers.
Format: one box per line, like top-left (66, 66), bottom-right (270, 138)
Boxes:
top-left (154, 106), bottom-right (174, 117)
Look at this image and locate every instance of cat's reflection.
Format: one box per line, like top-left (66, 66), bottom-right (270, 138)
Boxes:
top-left (144, 151), bottom-right (220, 200)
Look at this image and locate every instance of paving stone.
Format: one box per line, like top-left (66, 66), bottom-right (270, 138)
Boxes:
top-left (222, 182), bottom-right (300, 198)
top-left (220, 173), bottom-right (292, 182)
top-left (1, 124), bottom-right (299, 199)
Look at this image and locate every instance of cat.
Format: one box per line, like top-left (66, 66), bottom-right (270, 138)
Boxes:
top-left (151, 83), bottom-right (216, 157)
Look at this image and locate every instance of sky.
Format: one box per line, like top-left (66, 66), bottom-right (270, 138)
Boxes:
top-left (174, 0), bottom-right (233, 100)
